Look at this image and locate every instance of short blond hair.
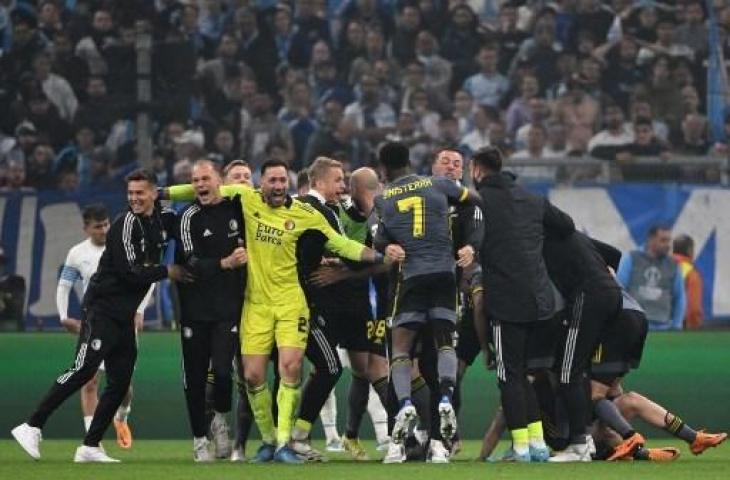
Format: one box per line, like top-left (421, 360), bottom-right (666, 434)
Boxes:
top-left (308, 156), bottom-right (343, 184)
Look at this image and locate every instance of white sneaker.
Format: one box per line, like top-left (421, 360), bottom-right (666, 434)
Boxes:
top-left (74, 445), bottom-right (120, 463)
top-left (427, 439), bottom-right (450, 464)
top-left (376, 437), bottom-right (391, 452)
top-left (587, 435), bottom-right (597, 456)
top-left (230, 446), bottom-right (245, 462)
top-left (414, 428), bottom-right (429, 446)
top-left (438, 400), bottom-right (457, 442)
top-left (382, 441), bottom-right (406, 464)
top-left (392, 404), bottom-right (417, 444)
top-left (210, 414), bottom-right (232, 459)
top-left (193, 437), bottom-right (214, 462)
top-left (291, 439), bottom-right (327, 462)
top-left (325, 438), bottom-right (345, 452)
top-left (11, 423), bottom-right (42, 460)
top-left (548, 443), bottom-right (592, 463)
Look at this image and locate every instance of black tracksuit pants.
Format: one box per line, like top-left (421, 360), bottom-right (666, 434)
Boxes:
top-left (29, 308), bottom-right (136, 447)
top-left (181, 321), bottom-right (237, 438)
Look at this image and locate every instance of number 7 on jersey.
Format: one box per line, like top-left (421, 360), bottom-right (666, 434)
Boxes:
top-left (397, 196), bottom-right (426, 238)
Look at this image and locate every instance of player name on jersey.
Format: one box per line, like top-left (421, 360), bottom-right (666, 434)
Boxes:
top-left (382, 178), bottom-right (434, 199)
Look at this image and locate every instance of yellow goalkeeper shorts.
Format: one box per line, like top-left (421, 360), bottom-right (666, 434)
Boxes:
top-left (241, 300), bottom-right (309, 355)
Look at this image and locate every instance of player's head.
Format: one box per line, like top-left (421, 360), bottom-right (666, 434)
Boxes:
top-left (223, 159), bottom-right (252, 186)
top-left (646, 224), bottom-right (672, 258)
top-left (672, 233), bottom-right (694, 259)
top-left (296, 168), bottom-right (310, 196)
top-left (308, 157), bottom-right (345, 204)
top-left (260, 158), bottom-right (289, 207)
top-left (350, 167), bottom-right (380, 215)
top-left (192, 159), bottom-right (223, 205)
top-left (432, 147), bottom-right (464, 181)
top-left (470, 146), bottom-right (503, 183)
top-left (82, 203), bottom-right (110, 246)
top-left (378, 141), bottom-right (410, 181)
top-left (125, 168), bottom-right (158, 216)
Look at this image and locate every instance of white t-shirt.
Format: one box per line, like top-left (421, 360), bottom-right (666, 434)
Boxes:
top-left (56, 238), bottom-right (152, 320)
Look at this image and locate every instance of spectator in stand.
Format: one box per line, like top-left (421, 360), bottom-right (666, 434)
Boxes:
top-left (344, 73), bottom-right (396, 146)
top-left (618, 117), bottom-right (669, 162)
top-left (510, 12), bottom-right (562, 92)
top-left (74, 76), bottom-right (120, 140)
top-left (460, 104), bottom-right (495, 156)
top-left (55, 124), bottom-right (100, 189)
top-left (553, 76), bottom-right (599, 155)
top-left (515, 97), bottom-right (551, 149)
top-left (486, 119), bottom-right (513, 157)
top-left (198, 0), bottom-right (228, 47)
top-left (510, 123), bottom-right (559, 182)
top-left (544, 121), bottom-right (570, 157)
top-left (289, 0), bottom-right (331, 69)
top-left (453, 89), bottom-right (475, 137)
top-left (1, 9), bottom-right (48, 95)
top-left (337, 19), bottom-right (367, 77)
top-left (672, 234), bottom-right (704, 330)
top-left (505, 74), bottom-right (540, 138)
top-left (233, 7), bottom-right (277, 95)
top-left (385, 110), bottom-right (432, 170)
top-left (197, 33), bottom-right (253, 93)
top-left (32, 52), bottom-right (77, 123)
top-left (25, 143), bottom-right (56, 190)
top-left (630, 97), bottom-right (669, 143)
top-left (635, 55), bottom-right (684, 133)
top-left (676, 114), bottom-right (710, 156)
top-left (493, 2), bottom-right (529, 75)
top-left (599, 36), bottom-right (644, 111)
top-left (279, 81), bottom-right (319, 170)
top-left (617, 225), bottom-right (686, 331)
top-left (637, 18), bottom-right (694, 66)
top-left (38, 1), bottom-right (63, 40)
top-left (588, 102), bottom-right (634, 161)
top-left (0, 246), bottom-right (26, 331)
top-left (310, 60), bottom-right (353, 109)
top-left (304, 98), bottom-right (344, 165)
top-left (441, 3), bottom-right (482, 91)
top-left (50, 31), bottom-right (89, 98)
top-left (463, 44), bottom-right (509, 109)
top-left (413, 30), bottom-right (452, 110)
top-left (674, 1), bottom-right (708, 56)
top-left (349, 27), bottom-right (391, 86)
top-left (75, 8), bottom-right (116, 76)
top-left (208, 127), bottom-right (238, 167)
top-left (390, 4), bottom-right (422, 66)
top-left (405, 87), bottom-right (440, 140)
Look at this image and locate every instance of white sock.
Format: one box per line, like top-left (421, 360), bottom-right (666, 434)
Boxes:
top-left (83, 416), bottom-right (93, 432)
top-left (115, 405), bottom-right (130, 423)
top-left (367, 386), bottom-right (388, 443)
top-left (213, 410), bottom-right (227, 423)
top-left (194, 436), bottom-right (207, 447)
top-left (513, 442), bottom-right (529, 456)
top-left (320, 391), bottom-right (340, 442)
top-left (529, 438), bottom-right (547, 450)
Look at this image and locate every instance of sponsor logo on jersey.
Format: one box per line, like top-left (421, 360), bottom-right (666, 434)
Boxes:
top-left (254, 223), bottom-right (284, 245)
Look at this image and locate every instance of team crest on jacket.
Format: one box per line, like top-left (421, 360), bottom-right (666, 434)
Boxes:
top-left (229, 219), bottom-right (238, 231)
top-left (91, 339), bottom-right (102, 351)
top-left (284, 219), bottom-right (295, 231)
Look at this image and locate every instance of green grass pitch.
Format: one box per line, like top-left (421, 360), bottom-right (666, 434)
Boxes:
top-left (1, 439), bottom-right (728, 480)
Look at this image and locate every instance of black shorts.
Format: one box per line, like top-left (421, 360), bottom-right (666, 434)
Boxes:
top-left (526, 312), bottom-right (565, 372)
top-left (591, 308), bottom-right (648, 386)
top-left (456, 308), bottom-right (481, 366)
top-left (317, 295), bottom-right (385, 356)
top-left (392, 272), bottom-right (458, 328)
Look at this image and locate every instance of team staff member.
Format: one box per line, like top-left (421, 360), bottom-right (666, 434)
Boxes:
top-left (177, 161), bottom-right (248, 462)
top-left (471, 146), bottom-right (574, 463)
top-left (13, 169), bottom-right (191, 463)
top-left (165, 159), bottom-right (391, 464)
top-left (56, 204), bottom-right (153, 448)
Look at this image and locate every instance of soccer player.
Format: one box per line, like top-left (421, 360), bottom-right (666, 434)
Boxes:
top-left (471, 146), bottom-right (574, 462)
top-left (306, 166), bottom-right (393, 459)
top-left (12, 169), bottom-right (190, 462)
top-left (223, 160), bottom-right (253, 187)
top-left (56, 204), bottom-right (152, 449)
top-left (374, 142), bottom-right (481, 463)
top-left (430, 147), bottom-right (484, 456)
top-left (176, 160), bottom-right (248, 461)
top-left (165, 159), bottom-right (391, 463)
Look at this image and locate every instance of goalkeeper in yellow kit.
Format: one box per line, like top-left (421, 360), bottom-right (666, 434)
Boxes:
top-left (165, 159), bottom-right (396, 463)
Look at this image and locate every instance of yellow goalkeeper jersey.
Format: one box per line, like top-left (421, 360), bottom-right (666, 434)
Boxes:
top-left (169, 184), bottom-right (366, 305)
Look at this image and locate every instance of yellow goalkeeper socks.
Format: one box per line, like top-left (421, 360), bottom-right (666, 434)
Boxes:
top-left (276, 380), bottom-right (302, 448)
top-left (511, 427), bottom-right (530, 455)
top-left (527, 420), bottom-right (548, 449)
top-left (246, 383), bottom-right (276, 445)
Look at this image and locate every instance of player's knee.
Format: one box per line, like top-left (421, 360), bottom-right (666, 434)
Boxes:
top-left (279, 358), bottom-right (303, 383)
top-left (244, 368), bottom-right (265, 388)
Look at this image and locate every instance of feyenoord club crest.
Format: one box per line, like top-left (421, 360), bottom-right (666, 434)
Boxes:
top-left (229, 219), bottom-right (238, 231)
top-left (284, 219), bottom-right (295, 231)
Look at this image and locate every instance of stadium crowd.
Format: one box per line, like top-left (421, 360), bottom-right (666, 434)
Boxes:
top-left (1, 0), bottom-right (729, 192)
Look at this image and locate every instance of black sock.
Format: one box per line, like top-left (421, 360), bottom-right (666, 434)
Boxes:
top-left (411, 376), bottom-right (431, 433)
top-left (594, 398), bottom-right (635, 439)
top-left (664, 412), bottom-right (697, 444)
top-left (345, 374), bottom-right (370, 439)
